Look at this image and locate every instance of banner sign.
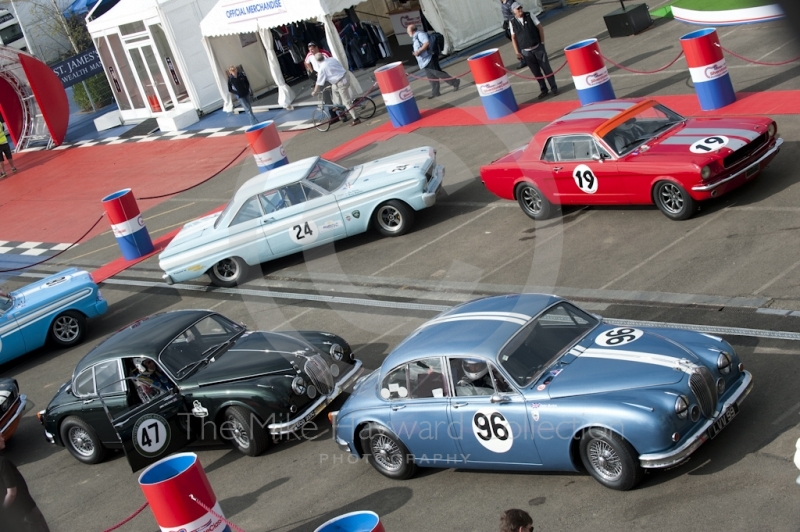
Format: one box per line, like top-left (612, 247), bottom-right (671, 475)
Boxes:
top-left (51, 48), bottom-right (103, 88)
top-left (222, 0), bottom-right (287, 24)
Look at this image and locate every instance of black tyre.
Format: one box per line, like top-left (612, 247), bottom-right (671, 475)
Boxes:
top-left (373, 200), bottom-right (414, 237)
top-left (516, 182), bottom-right (553, 220)
top-left (223, 406), bottom-right (269, 457)
top-left (208, 257), bottom-right (248, 287)
top-left (362, 424), bottom-right (417, 480)
top-left (579, 428), bottom-right (642, 491)
top-left (312, 109), bottom-right (331, 132)
top-left (653, 181), bottom-right (696, 220)
top-left (49, 310), bottom-right (86, 347)
top-left (355, 97), bottom-right (377, 120)
top-left (60, 416), bottom-right (106, 464)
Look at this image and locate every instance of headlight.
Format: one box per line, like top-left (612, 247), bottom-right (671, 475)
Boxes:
top-left (330, 343), bottom-right (344, 361)
top-left (291, 376), bottom-right (306, 395)
top-left (768, 123), bottom-right (776, 137)
top-left (701, 165), bottom-right (712, 180)
top-left (716, 378), bottom-right (726, 396)
top-left (675, 395), bottom-right (689, 419)
top-left (717, 351), bottom-right (732, 374)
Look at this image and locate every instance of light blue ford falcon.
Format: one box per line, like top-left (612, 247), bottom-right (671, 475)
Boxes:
top-left (160, 147), bottom-right (444, 287)
top-left (0, 269), bottom-right (108, 364)
top-left (331, 294), bottom-right (752, 490)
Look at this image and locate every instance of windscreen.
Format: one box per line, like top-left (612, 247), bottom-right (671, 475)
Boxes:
top-left (602, 104), bottom-right (684, 156)
top-left (159, 314), bottom-right (244, 378)
top-left (306, 159), bottom-right (349, 192)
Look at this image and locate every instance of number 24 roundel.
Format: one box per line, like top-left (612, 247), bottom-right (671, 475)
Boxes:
top-left (573, 164), bottom-right (598, 194)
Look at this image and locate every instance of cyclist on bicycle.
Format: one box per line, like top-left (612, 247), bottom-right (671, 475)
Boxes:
top-left (311, 54), bottom-right (361, 127)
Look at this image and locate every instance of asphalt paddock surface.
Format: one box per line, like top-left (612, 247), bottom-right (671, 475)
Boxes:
top-left (4, 4), bottom-right (800, 531)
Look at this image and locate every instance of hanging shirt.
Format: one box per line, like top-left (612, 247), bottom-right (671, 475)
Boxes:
top-left (315, 56), bottom-right (347, 86)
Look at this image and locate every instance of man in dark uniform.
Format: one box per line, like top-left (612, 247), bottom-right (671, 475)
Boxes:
top-left (500, 0), bottom-right (526, 69)
top-left (0, 435), bottom-right (51, 531)
top-left (509, 2), bottom-right (558, 99)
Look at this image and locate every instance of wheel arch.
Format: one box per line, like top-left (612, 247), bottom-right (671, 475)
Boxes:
top-left (650, 176), bottom-right (683, 204)
top-left (353, 420), bottom-right (397, 458)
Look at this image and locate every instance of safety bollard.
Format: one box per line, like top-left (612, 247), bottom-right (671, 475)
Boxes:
top-left (467, 49), bottom-right (517, 120)
top-left (101, 188), bottom-right (154, 261)
top-left (315, 511), bottom-right (385, 532)
top-left (245, 120), bottom-right (288, 173)
top-left (680, 28), bottom-right (736, 111)
top-left (139, 452), bottom-right (231, 532)
top-left (564, 39), bottom-right (615, 106)
top-left (374, 61), bottom-right (421, 128)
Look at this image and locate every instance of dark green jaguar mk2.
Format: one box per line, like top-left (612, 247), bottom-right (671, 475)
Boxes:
top-left (39, 309), bottom-right (362, 471)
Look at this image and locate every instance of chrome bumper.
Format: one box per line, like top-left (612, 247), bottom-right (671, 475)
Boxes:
top-left (639, 370), bottom-right (753, 469)
top-left (268, 361), bottom-right (363, 436)
top-left (692, 138), bottom-right (783, 191)
top-left (0, 394), bottom-right (26, 436)
top-left (329, 411), bottom-right (353, 452)
top-left (162, 273), bottom-right (175, 285)
top-left (422, 165), bottom-right (444, 208)
top-left (44, 430), bottom-right (55, 444)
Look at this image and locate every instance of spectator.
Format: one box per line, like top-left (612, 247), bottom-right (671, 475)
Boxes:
top-left (500, 508), bottom-right (533, 532)
top-left (227, 65), bottom-right (259, 125)
top-left (0, 435), bottom-right (51, 531)
top-left (0, 118), bottom-right (17, 179)
top-left (304, 42), bottom-right (331, 77)
top-left (509, 2), bottom-right (558, 99)
top-left (407, 24), bottom-right (460, 99)
top-left (500, 0), bottom-right (526, 69)
top-left (312, 54), bottom-right (361, 126)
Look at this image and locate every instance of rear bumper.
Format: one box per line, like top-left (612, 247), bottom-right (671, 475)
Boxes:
top-left (692, 137), bottom-right (783, 196)
top-left (639, 370), bottom-right (753, 469)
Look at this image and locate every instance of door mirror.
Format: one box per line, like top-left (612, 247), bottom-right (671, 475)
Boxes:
top-left (591, 153), bottom-right (602, 163)
top-left (490, 393), bottom-right (511, 404)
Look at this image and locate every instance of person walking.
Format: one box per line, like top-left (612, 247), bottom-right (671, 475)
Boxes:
top-left (500, 0), bottom-right (526, 69)
top-left (0, 118), bottom-right (18, 179)
top-left (509, 2), bottom-right (558, 99)
top-left (0, 435), bottom-right (51, 531)
top-left (407, 24), bottom-right (460, 99)
top-left (311, 54), bottom-right (361, 126)
top-left (227, 65), bottom-right (259, 125)
top-left (499, 508), bottom-right (534, 532)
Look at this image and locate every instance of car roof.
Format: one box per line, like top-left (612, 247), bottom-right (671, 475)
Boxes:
top-left (539, 98), bottom-right (649, 138)
top-left (381, 294), bottom-right (562, 372)
top-left (234, 156), bottom-right (320, 202)
top-left (74, 310), bottom-right (215, 375)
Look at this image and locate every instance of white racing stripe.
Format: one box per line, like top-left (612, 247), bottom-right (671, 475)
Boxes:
top-left (417, 311), bottom-right (531, 330)
top-left (579, 347), bottom-right (696, 373)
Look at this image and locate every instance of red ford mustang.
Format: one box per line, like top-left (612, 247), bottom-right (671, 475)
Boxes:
top-left (480, 98), bottom-right (782, 220)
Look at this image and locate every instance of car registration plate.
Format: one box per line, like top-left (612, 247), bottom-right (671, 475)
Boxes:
top-left (745, 163), bottom-right (760, 179)
top-left (707, 403), bottom-right (739, 439)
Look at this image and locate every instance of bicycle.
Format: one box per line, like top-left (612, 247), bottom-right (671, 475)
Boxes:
top-left (312, 84), bottom-right (377, 132)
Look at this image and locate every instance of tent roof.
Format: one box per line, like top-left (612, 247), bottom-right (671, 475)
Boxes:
top-left (87, 0), bottom-right (161, 33)
top-left (200, 0), bottom-right (355, 37)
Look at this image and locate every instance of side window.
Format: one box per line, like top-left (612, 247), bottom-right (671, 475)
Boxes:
top-left (95, 360), bottom-right (124, 395)
top-left (74, 368), bottom-right (95, 396)
top-left (490, 366), bottom-right (515, 394)
top-left (408, 358), bottom-right (447, 399)
top-left (572, 137), bottom-right (595, 160)
top-left (595, 140), bottom-right (612, 159)
top-left (230, 196), bottom-right (263, 226)
top-left (450, 358), bottom-right (495, 397)
top-left (193, 315), bottom-right (229, 337)
top-left (280, 183), bottom-right (307, 207)
top-left (302, 183), bottom-right (324, 200)
top-left (380, 365), bottom-right (408, 400)
top-left (542, 139), bottom-right (556, 162)
top-left (552, 137), bottom-right (575, 161)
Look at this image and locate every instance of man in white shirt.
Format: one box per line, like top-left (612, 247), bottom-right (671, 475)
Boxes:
top-left (311, 54), bottom-right (361, 126)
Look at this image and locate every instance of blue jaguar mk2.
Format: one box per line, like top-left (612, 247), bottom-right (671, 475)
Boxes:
top-left (331, 294), bottom-right (752, 490)
top-left (0, 269), bottom-right (108, 364)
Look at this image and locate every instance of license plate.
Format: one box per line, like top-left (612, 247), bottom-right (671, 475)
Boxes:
top-left (745, 163), bottom-right (759, 179)
top-left (707, 403), bottom-right (739, 439)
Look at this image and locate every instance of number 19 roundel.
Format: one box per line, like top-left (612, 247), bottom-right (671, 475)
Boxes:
top-left (573, 164), bottom-right (598, 194)
top-left (472, 408), bottom-right (513, 453)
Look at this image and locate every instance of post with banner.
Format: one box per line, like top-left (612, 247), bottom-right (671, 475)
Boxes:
top-left (467, 49), bottom-right (517, 120)
top-left (680, 28), bottom-right (736, 111)
top-left (374, 61), bottom-right (421, 128)
top-left (564, 39), bottom-right (615, 106)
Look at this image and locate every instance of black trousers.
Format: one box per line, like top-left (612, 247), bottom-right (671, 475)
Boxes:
top-left (522, 45), bottom-right (557, 92)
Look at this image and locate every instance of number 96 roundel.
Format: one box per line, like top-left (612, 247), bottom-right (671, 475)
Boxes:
top-left (595, 327), bottom-right (644, 347)
top-left (472, 408), bottom-right (513, 453)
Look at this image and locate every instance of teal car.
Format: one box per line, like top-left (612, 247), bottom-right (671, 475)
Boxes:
top-left (159, 147), bottom-right (444, 287)
top-left (0, 269), bottom-right (108, 364)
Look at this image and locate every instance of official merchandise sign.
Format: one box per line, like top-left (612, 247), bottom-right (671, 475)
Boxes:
top-left (223, 0), bottom-right (286, 24)
top-left (389, 10), bottom-right (421, 46)
top-left (51, 49), bottom-right (103, 88)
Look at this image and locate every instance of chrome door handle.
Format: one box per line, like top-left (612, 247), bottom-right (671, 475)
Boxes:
top-left (452, 402), bottom-right (468, 409)
top-left (552, 166), bottom-right (563, 171)
top-left (391, 405), bottom-right (406, 411)
top-left (262, 218), bottom-right (276, 224)
top-left (82, 399), bottom-right (94, 404)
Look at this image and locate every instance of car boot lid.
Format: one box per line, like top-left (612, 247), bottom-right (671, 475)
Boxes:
top-left (11, 268), bottom-right (92, 307)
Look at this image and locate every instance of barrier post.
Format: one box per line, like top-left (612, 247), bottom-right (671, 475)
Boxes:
top-left (139, 452), bottom-right (231, 532)
top-left (564, 39), bottom-right (615, 106)
top-left (680, 28), bottom-right (736, 111)
top-left (101, 189), bottom-right (154, 261)
top-left (374, 61), bottom-right (421, 128)
top-left (315, 511), bottom-right (385, 532)
top-left (467, 49), bottom-right (517, 120)
top-left (245, 120), bottom-right (288, 173)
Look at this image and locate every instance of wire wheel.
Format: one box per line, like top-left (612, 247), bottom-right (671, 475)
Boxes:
top-left (68, 426), bottom-right (96, 457)
top-left (371, 434), bottom-right (403, 472)
top-left (312, 108), bottom-right (331, 132)
top-left (227, 414), bottom-right (250, 450)
top-left (587, 439), bottom-right (623, 482)
top-left (355, 97), bottom-right (376, 120)
top-left (52, 314), bottom-right (81, 343)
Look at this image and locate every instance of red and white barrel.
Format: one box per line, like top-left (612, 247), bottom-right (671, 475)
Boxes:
top-left (245, 120), bottom-right (288, 173)
top-left (374, 61), bottom-right (420, 128)
top-left (315, 511), bottom-right (385, 532)
top-left (101, 188), bottom-right (154, 261)
top-left (680, 28), bottom-right (736, 111)
top-left (564, 38), bottom-right (615, 106)
top-left (139, 452), bottom-right (230, 532)
top-left (467, 48), bottom-right (517, 120)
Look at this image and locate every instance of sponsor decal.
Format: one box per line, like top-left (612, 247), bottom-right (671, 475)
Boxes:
top-left (704, 62), bottom-right (728, 81)
top-left (536, 384), bottom-right (546, 391)
top-left (595, 327), bottom-right (644, 347)
top-left (477, 76), bottom-right (510, 97)
top-left (584, 69), bottom-right (610, 87)
top-left (472, 408), bottom-right (513, 453)
top-left (531, 403), bottom-right (540, 409)
top-left (137, 215), bottom-right (145, 227)
top-left (345, 216), bottom-right (351, 221)
top-left (549, 369), bottom-right (562, 376)
top-left (187, 264), bottom-right (205, 272)
top-left (398, 86), bottom-right (413, 102)
top-left (192, 400), bottom-right (209, 418)
top-left (44, 276), bottom-right (68, 287)
top-left (532, 410), bottom-right (539, 421)
top-left (321, 220), bottom-right (341, 231)
top-left (352, 210), bottom-right (361, 219)
top-left (132, 413), bottom-right (171, 457)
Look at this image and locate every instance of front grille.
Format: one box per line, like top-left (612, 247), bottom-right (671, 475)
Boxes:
top-left (689, 366), bottom-right (718, 419)
top-left (304, 354), bottom-right (334, 395)
top-left (724, 133), bottom-right (767, 169)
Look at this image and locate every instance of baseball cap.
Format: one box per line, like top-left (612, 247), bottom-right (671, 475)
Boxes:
top-left (308, 41), bottom-right (318, 48)
top-left (511, 2), bottom-right (522, 10)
